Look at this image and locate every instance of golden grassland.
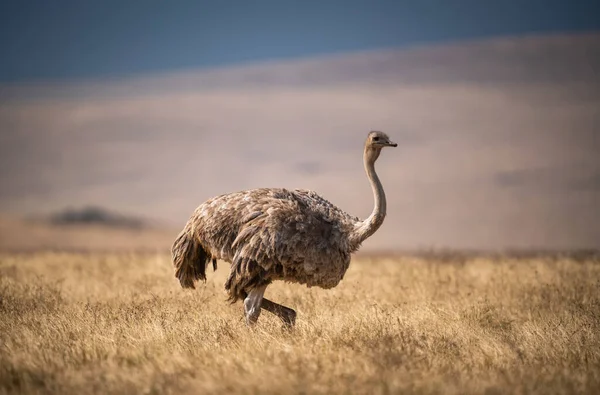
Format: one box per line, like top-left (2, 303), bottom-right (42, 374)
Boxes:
top-left (1, 250), bottom-right (599, 394)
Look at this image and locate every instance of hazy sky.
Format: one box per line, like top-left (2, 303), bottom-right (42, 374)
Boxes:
top-left (1, 0), bottom-right (599, 82)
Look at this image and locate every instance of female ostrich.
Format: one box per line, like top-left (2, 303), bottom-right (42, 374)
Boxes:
top-left (172, 131), bottom-right (396, 326)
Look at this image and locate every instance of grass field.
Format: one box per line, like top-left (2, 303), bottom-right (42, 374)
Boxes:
top-left (1, 251), bottom-right (599, 394)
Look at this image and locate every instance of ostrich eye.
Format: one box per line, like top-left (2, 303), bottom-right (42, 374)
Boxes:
top-left (373, 137), bottom-right (380, 142)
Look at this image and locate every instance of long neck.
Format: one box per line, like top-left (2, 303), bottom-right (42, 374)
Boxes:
top-left (351, 147), bottom-right (386, 247)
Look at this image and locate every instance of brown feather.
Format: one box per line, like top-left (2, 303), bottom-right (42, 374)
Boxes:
top-left (171, 224), bottom-right (213, 288)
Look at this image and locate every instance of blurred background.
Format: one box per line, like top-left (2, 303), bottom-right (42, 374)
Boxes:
top-left (0, 0), bottom-right (599, 252)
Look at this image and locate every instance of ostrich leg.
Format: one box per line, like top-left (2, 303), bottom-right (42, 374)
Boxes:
top-left (243, 285), bottom-right (267, 325)
top-left (261, 298), bottom-right (297, 327)
top-left (241, 287), bottom-right (296, 327)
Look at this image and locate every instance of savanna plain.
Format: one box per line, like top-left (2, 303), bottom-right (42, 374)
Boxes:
top-left (1, 247), bottom-right (599, 395)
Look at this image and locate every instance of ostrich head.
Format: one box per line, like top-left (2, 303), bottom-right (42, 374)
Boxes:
top-left (365, 131), bottom-right (397, 162)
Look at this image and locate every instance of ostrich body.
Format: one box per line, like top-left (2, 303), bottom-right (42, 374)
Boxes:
top-left (172, 131), bottom-right (397, 326)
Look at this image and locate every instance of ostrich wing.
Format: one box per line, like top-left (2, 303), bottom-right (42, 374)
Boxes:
top-left (231, 189), bottom-right (356, 263)
top-left (222, 189), bottom-right (356, 295)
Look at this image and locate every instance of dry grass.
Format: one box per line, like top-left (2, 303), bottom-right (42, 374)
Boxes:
top-left (1, 251), bottom-right (599, 394)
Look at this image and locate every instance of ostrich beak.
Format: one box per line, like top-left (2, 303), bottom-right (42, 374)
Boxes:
top-left (387, 141), bottom-right (398, 147)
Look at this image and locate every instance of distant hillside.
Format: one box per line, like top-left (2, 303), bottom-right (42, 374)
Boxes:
top-left (1, 32), bottom-right (599, 250)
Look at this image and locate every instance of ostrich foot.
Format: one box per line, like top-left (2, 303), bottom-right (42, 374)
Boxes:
top-left (243, 286), bottom-right (266, 326)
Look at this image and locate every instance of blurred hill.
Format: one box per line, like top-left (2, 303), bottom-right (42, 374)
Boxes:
top-left (1, 32), bottom-right (599, 251)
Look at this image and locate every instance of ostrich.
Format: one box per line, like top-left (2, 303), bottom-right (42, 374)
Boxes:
top-left (171, 131), bottom-right (396, 326)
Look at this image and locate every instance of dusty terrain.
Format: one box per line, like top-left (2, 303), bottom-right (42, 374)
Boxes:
top-left (1, 248), bottom-right (599, 394)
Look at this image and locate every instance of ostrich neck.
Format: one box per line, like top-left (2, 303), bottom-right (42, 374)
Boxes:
top-left (352, 148), bottom-right (386, 246)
